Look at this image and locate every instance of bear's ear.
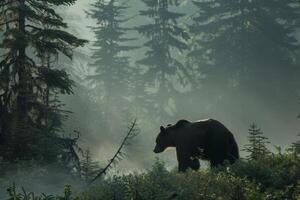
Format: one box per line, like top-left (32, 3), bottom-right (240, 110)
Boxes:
top-left (160, 126), bottom-right (166, 132)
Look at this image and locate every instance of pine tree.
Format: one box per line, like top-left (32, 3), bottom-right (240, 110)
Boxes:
top-left (189, 0), bottom-right (300, 92)
top-left (80, 149), bottom-right (101, 183)
top-left (136, 0), bottom-right (190, 118)
top-left (288, 134), bottom-right (300, 156)
top-left (0, 0), bottom-right (86, 164)
top-left (87, 0), bottom-right (137, 123)
top-left (243, 123), bottom-right (270, 160)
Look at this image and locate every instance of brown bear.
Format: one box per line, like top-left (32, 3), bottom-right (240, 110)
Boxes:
top-left (153, 119), bottom-right (239, 172)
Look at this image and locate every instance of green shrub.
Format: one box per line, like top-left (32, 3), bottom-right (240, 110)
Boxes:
top-left (229, 153), bottom-right (300, 199)
top-left (6, 184), bottom-right (79, 200)
top-left (81, 159), bottom-right (263, 200)
top-left (7, 153), bottom-right (300, 200)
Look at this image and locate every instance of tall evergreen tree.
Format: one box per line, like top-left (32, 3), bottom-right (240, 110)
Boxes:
top-left (136, 0), bottom-right (190, 118)
top-left (189, 0), bottom-right (300, 92)
top-left (243, 123), bottom-right (270, 160)
top-left (87, 0), bottom-right (137, 123)
top-left (80, 149), bottom-right (101, 183)
top-left (0, 0), bottom-right (86, 165)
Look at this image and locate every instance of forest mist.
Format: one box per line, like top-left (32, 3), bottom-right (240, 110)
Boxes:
top-left (1, 0), bottom-right (300, 198)
top-left (60, 0), bottom-right (300, 170)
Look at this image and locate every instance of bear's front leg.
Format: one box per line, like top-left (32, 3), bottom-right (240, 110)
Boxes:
top-left (177, 158), bottom-right (200, 172)
top-left (176, 147), bottom-right (189, 172)
top-left (189, 159), bottom-right (200, 170)
top-left (176, 147), bottom-right (199, 172)
top-left (178, 159), bottom-right (190, 172)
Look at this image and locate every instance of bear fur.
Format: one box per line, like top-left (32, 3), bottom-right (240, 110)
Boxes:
top-left (153, 119), bottom-right (239, 172)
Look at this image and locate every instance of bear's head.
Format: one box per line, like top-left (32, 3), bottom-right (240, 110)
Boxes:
top-left (153, 125), bottom-right (175, 153)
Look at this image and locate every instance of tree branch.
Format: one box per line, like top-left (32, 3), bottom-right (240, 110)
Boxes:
top-left (0, 0), bottom-right (18, 8)
top-left (0, 19), bottom-right (18, 27)
top-left (90, 119), bottom-right (139, 183)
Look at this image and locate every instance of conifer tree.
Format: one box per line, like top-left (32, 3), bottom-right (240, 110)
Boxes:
top-left (243, 123), bottom-right (270, 160)
top-left (189, 0), bottom-right (300, 91)
top-left (136, 0), bottom-right (190, 118)
top-left (81, 149), bottom-right (101, 183)
top-left (87, 0), bottom-right (137, 122)
top-left (288, 134), bottom-right (300, 156)
top-left (0, 0), bottom-right (86, 164)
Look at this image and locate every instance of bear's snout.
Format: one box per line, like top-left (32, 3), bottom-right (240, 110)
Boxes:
top-left (153, 145), bottom-right (164, 153)
top-left (153, 148), bottom-right (159, 153)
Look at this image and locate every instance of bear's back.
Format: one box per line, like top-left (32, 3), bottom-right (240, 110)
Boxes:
top-left (194, 118), bottom-right (215, 130)
top-left (175, 118), bottom-right (232, 141)
top-left (191, 119), bottom-right (234, 141)
top-left (195, 119), bottom-right (230, 131)
top-left (176, 119), bottom-right (213, 147)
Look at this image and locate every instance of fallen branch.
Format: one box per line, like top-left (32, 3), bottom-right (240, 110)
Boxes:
top-left (90, 119), bottom-right (139, 183)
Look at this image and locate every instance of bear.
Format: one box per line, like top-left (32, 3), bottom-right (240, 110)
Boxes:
top-left (153, 119), bottom-right (239, 172)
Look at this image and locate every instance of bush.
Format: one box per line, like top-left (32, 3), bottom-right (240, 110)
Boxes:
top-left (228, 153), bottom-right (300, 199)
top-left (6, 184), bottom-right (78, 200)
top-left (81, 159), bottom-right (263, 200)
top-left (6, 153), bottom-right (300, 200)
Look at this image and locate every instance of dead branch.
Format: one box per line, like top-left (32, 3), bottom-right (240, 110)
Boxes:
top-left (90, 119), bottom-right (139, 183)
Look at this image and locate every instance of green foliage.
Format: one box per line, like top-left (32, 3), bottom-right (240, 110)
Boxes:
top-left (230, 153), bottom-right (300, 199)
top-left (80, 154), bottom-right (300, 199)
top-left (136, 0), bottom-right (190, 118)
top-left (6, 183), bottom-right (79, 200)
top-left (189, 0), bottom-right (300, 92)
top-left (80, 149), bottom-right (101, 183)
top-left (81, 159), bottom-right (263, 200)
top-left (0, 0), bottom-right (86, 169)
top-left (288, 134), bottom-right (300, 156)
top-left (7, 152), bottom-right (300, 200)
top-left (87, 0), bottom-right (137, 125)
top-left (243, 123), bottom-right (270, 160)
